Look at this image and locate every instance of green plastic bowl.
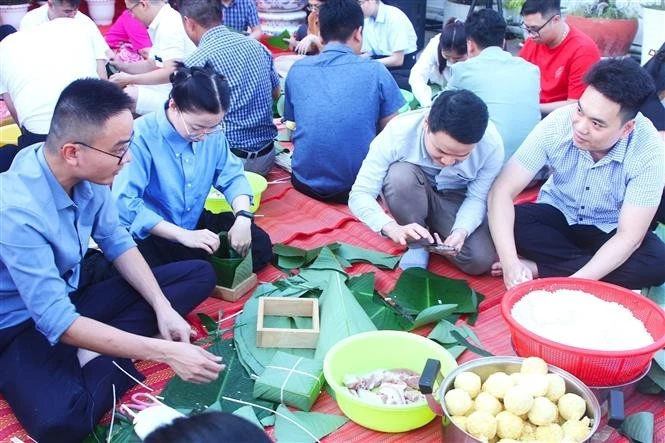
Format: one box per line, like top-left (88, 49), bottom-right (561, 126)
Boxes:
top-left (323, 330), bottom-right (457, 433)
top-left (204, 171), bottom-right (268, 214)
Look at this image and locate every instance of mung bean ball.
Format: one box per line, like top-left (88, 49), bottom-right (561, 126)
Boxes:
top-left (545, 373), bottom-right (567, 402)
top-left (528, 397), bottom-right (558, 425)
top-left (520, 356), bottom-right (549, 375)
top-left (522, 373), bottom-right (550, 397)
top-left (444, 388), bottom-right (473, 416)
top-left (520, 422), bottom-right (536, 440)
top-left (562, 417), bottom-right (592, 442)
top-left (496, 410), bottom-right (524, 439)
top-left (503, 384), bottom-right (534, 415)
top-left (475, 391), bottom-right (503, 416)
top-left (482, 371), bottom-right (513, 399)
top-left (466, 410), bottom-right (498, 440)
top-left (454, 371), bottom-right (482, 398)
top-left (535, 423), bottom-right (564, 442)
top-left (558, 393), bottom-right (587, 421)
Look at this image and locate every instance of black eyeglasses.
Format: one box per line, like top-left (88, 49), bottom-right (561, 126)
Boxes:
top-left (520, 14), bottom-right (557, 37)
top-left (74, 140), bottom-right (131, 165)
top-left (126, 1), bottom-right (140, 13)
top-left (307, 4), bottom-right (321, 12)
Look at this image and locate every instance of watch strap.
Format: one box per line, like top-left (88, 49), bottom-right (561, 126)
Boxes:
top-left (236, 210), bottom-right (255, 220)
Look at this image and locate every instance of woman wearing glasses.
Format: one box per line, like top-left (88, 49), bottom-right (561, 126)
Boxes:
top-left (113, 63), bottom-right (273, 272)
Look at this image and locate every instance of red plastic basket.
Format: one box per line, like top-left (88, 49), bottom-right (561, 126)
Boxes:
top-left (501, 278), bottom-right (665, 387)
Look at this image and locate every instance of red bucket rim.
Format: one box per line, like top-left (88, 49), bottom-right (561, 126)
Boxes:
top-left (500, 277), bottom-right (665, 358)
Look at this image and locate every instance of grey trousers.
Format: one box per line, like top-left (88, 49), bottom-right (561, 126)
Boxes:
top-left (242, 149), bottom-right (276, 177)
top-left (382, 162), bottom-right (496, 275)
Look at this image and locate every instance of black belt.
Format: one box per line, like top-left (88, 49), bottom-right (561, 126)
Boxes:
top-left (230, 141), bottom-right (274, 159)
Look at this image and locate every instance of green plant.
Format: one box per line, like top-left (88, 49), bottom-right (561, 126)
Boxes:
top-left (505, 0), bottom-right (525, 10)
top-left (569, 0), bottom-right (638, 18)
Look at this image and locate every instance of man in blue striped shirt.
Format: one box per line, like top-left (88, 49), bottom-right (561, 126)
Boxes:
top-left (180, 0), bottom-right (280, 176)
top-left (489, 58), bottom-right (665, 290)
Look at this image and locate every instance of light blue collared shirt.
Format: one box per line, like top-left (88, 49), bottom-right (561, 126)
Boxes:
top-left (0, 145), bottom-right (136, 344)
top-left (515, 105), bottom-right (665, 233)
top-left (445, 46), bottom-right (541, 161)
top-left (349, 109), bottom-right (504, 235)
top-left (113, 108), bottom-right (252, 239)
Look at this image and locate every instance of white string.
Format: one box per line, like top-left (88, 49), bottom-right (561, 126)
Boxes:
top-left (112, 360), bottom-right (154, 392)
top-left (266, 364), bottom-right (320, 381)
top-left (107, 384), bottom-right (116, 443)
top-left (220, 310), bottom-right (243, 324)
top-left (221, 396), bottom-right (321, 443)
top-left (276, 357), bottom-right (303, 404)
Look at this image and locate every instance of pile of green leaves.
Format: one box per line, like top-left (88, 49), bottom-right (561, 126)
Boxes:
top-left (85, 243), bottom-right (488, 442)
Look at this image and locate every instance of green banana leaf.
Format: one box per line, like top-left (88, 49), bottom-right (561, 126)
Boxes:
top-left (209, 232), bottom-right (253, 288)
top-left (232, 405), bottom-right (264, 430)
top-left (83, 416), bottom-right (140, 443)
top-left (273, 244), bottom-right (323, 270)
top-left (328, 242), bottom-right (400, 270)
top-left (314, 272), bottom-right (377, 361)
top-left (273, 404), bottom-right (348, 443)
top-left (620, 412), bottom-right (654, 443)
top-left (160, 340), bottom-right (275, 419)
top-left (389, 268), bottom-right (481, 315)
top-left (348, 273), bottom-right (414, 330)
top-left (266, 30), bottom-right (291, 51)
top-left (234, 287), bottom-right (316, 376)
top-left (412, 304), bottom-right (459, 329)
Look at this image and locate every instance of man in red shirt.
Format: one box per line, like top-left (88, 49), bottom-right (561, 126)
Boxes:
top-left (519, 0), bottom-right (600, 115)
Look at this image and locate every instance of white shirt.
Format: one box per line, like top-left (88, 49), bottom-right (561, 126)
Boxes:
top-left (19, 5), bottom-right (109, 60)
top-left (148, 4), bottom-right (196, 68)
top-left (349, 109), bottom-right (504, 236)
top-left (362, 2), bottom-right (417, 57)
top-left (409, 33), bottom-right (451, 107)
top-left (0, 19), bottom-right (102, 133)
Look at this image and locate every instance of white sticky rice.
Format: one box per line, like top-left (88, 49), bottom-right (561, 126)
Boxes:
top-left (511, 289), bottom-right (654, 351)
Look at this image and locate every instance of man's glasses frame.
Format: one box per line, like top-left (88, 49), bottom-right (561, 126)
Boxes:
top-left (520, 14), bottom-right (558, 37)
top-left (307, 3), bottom-right (322, 12)
top-left (73, 141), bottom-right (131, 165)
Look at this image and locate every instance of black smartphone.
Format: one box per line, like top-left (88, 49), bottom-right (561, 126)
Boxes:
top-left (106, 62), bottom-right (118, 77)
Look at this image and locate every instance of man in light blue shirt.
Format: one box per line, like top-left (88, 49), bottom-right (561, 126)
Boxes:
top-left (0, 79), bottom-right (223, 441)
top-left (489, 58), bottom-right (665, 290)
top-left (446, 8), bottom-right (541, 161)
top-left (350, 90), bottom-right (504, 274)
top-left (284, 0), bottom-right (403, 203)
top-left (113, 64), bottom-right (273, 272)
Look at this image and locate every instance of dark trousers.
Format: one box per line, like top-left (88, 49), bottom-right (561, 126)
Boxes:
top-left (291, 174), bottom-right (350, 204)
top-left (0, 128), bottom-right (48, 173)
top-left (18, 126), bottom-right (47, 149)
top-left (136, 210), bottom-right (273, 272)
top-left (0, 258), bottom-right (216, 443)
top-left (373, 52), bottom-right (417, 91)
top-left (515, 203), bottom-right (665, 289)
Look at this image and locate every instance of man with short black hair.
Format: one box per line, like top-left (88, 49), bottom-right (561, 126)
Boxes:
top-left (445, 8), bottom-right (540, 161)
top-left (284, 0), bottom-right (403, 202)
top-left (489, 58), bottom-right (665, 290)
top-left (519, 0), bottom-right (600, 115)
top-left (0, 79), bottom-right (223, 441)
top-left (350, 90), bottom-right (504, 274)
top-left (178, 0), bottom-right (280, 176)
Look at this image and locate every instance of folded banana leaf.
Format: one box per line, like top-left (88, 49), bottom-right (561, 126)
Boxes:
top-left (209, 232), bottom-right (253, 288)
top-left (253, 352), bottom-right (325, 411)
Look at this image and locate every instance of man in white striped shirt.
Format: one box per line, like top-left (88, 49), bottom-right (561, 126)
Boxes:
top-left (488, 58), bottom-right (665, 290)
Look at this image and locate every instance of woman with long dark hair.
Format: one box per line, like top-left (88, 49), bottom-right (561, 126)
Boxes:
top-left (409, 18), bottom-right (467, 107)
